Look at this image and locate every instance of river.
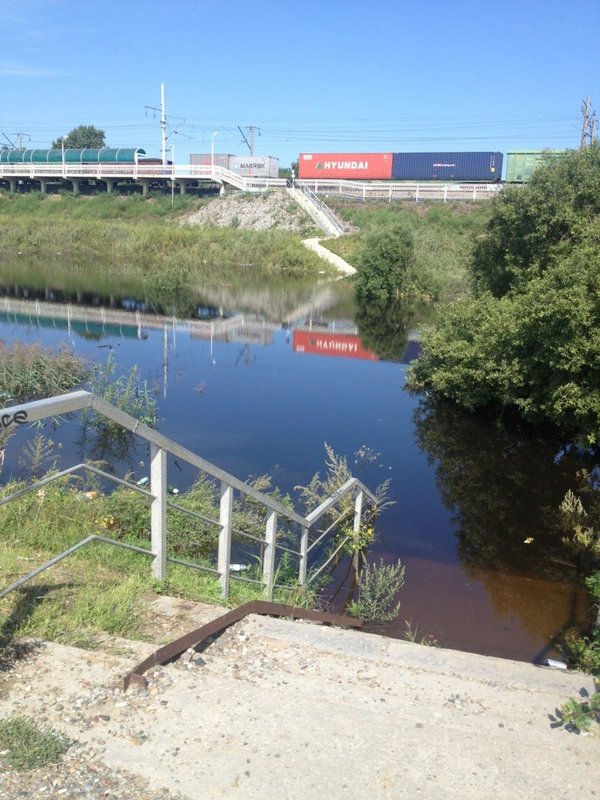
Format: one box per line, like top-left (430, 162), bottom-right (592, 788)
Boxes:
top-left (0, 272), bottom-right (592, 663)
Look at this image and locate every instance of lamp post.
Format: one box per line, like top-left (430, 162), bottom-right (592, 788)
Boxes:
top-left (211, 131), bottom-right (219, 177)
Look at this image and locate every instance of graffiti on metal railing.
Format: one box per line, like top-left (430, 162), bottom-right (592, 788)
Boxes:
top-left (1, 410), bottom-right (28, 430)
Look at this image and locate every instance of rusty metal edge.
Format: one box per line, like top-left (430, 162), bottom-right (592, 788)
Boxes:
top-left (122, 600), bottom-right (362, 690)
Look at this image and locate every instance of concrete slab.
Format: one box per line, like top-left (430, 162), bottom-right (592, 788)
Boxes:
top-left (0, 614), bottom-right (597, 799)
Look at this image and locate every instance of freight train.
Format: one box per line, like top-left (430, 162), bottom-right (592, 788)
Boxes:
top-left (297, 150), bottom-right (564, 183)
top-left (0, 145), bottom-right (561, 183)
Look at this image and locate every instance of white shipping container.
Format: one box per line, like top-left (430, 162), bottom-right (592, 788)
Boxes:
top-left (228, 155), bottom-right (279, 178)
top-left (189, 154), bottom-right (232, 168)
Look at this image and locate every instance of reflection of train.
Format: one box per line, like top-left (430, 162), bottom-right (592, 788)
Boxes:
top-left (298, 150), bottom-right (565, 183)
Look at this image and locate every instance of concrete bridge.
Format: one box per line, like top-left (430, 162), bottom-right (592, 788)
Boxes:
top-left (0, 160), bottom-right (502, 202)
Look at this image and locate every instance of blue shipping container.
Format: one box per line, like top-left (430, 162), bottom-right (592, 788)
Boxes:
top-left (392, 152), bottom-right (503, 181)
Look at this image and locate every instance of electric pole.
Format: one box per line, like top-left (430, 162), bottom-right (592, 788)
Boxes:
top-left (14, 132), bottom-right (30, 149)
top-left (237, 125), bottom-right (260, 156)
top-left (146, 82), bottom-right (167, 164)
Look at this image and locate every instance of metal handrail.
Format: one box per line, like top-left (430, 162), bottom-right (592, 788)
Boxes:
top-left (0, 391), bottom-right (378, 600)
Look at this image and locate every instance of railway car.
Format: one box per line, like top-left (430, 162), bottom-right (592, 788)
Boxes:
top-left (298, 152), bottom-right (393, 180)
top-left (392, 152), bottom-right (502, 182)
top-left (189, 153), bottom-right (280, 177)
top-left (505, 150), bottom-right (565, 182)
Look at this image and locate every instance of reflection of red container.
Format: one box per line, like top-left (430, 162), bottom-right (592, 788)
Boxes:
top-left (293, 330), bottom-right (378, 361)
top-left (298, 152), bottom-right (393, 180)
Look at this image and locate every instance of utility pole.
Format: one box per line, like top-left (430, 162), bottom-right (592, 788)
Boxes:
top-left (237, 125), bottom-right (260, 155)
top-left (161, 82), bottom-right (166, 165)
top-left (14, 132), bottom-right (30, 150)
top-left (146, 82), bottom-right (167, 164)
top-left (580, 97), bottom-right (592, 148)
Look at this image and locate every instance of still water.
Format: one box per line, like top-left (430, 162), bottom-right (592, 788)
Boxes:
top-left (0, 274), bottom-right (592, 663)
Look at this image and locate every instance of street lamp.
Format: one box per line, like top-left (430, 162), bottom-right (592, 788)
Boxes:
top-left (211, 131), bottom-right (219, 175)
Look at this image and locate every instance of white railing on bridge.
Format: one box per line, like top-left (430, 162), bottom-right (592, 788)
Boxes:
top-left (0, 161), bottom-right (501, 201)
top-left (0, 391), bottom-right (378, 602)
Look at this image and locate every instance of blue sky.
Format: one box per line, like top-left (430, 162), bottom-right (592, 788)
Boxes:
top-left (1, 0), bottom-right (598, 167)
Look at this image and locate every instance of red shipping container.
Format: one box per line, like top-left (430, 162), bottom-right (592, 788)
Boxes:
top-left (298, 152), bottom-right (393, 180)
top-left (293, 330), bottom-right (378, 361)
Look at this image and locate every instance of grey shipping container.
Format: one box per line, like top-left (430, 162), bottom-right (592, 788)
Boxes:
top-left (392, 152), bottom-right (503, 181)
top-left (228, 155), bottom-right (279, 178)
top-left (189, 153), bottom-right (232, 169)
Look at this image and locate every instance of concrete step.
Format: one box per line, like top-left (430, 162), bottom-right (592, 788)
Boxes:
top-left (1, 608), bottom-right (597, 800)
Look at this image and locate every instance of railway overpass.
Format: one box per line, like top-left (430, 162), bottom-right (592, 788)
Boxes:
top-left (0, 160), bottom-right (502, 202)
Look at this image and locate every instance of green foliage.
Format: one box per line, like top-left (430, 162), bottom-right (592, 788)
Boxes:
top-left (0, 341), bottom-right (88, 404)
top-left (52, 125), bottom-right (106, 149)
top-left (409, 145), bottom-right (600, 442)
top-left (348, 558), bottom-right (405, 623)
top-left (0, 716), bottom-right (71, 771)
top-left (325, 199), bottom-right (486, 300)
top-left (472, 146), bottom-right (600, 298)
top-left (409, 234), bottom-right (600, 442)
top-left (558, 688), bottom-right (600, 733)
top-left (0, 195), bottom-right (329, 284)
top-left (355, 223), bottom-right (415, 303)
top-left (341, 522), bottom-right (375, 555)
top-left (88, 352), bottom-right (157, 427)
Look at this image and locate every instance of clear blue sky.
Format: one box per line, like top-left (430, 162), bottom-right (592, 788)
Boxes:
top-left (1, 0), bottom-right (598, 167)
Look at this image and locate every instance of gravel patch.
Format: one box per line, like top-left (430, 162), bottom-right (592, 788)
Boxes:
top-left (182, 190), bottom-right (314, 232)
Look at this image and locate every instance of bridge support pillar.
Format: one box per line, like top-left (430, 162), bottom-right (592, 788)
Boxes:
top-left (105, 179), bottom-right (115, 194)
top-left (176, 180), bottom-right (187, 195)
top-left (8, 178), bottom-right (17, 193)
top-left (39, 178), bottom-right (48, 194)
top-left (140, 179), bottom-right (151, 197)
top-left (219, 183), bottom-right (226, 196)
top-left (71, 179), bottom-right (80, 195)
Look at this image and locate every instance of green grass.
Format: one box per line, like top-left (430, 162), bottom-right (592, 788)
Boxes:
top-left (323, 199), bottom-right (489, 301)
top-left (0, 192), bottom-right (335, 286)
top-left (0, 716), bottom-right (71, 771)
top-left (0, 341), bottom-right (88, 405)
top-left (0, 477), bottom-right (313, 648)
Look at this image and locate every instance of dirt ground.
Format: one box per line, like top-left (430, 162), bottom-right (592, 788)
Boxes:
top-left (0, 597), bottom-right (598, 800)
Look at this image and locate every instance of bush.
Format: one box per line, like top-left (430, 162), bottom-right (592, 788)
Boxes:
top-left (348, 558), bottom-right (405, 623)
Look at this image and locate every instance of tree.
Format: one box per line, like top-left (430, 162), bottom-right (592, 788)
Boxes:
top-left (354, 223), bottom-right (415, 303)
top-left (471, 145), bottom-right (600, 297)
top-left (52, 125), bottom-right (106, 149)
top-left (408, 145), bottom-right (600, 443)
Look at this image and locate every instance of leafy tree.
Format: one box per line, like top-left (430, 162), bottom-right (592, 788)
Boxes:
top-left (408, 145), bottom-right (600, 443)
top-left (52, 125), bottom-right (106, 149)
top-left (471, 145), bottom-right (600, 297)
top-left (354, 223), bottom-right (415, 303)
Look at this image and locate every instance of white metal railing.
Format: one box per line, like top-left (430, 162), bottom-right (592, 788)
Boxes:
top-left (0, 391), bottom-right (377, 601)
top-left (0, 162), bottom-right (501, 201)
top-left (288, 181), bottom-right (352, 237)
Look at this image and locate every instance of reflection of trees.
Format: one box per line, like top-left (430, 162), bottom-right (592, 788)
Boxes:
top-left (413, 398), bottom-right (594, 580)
top-left (355, 298), bottom-right (416, 362)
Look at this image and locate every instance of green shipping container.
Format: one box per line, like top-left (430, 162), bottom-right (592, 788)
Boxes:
top-left (505, 150), bottom-right (566, 182)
